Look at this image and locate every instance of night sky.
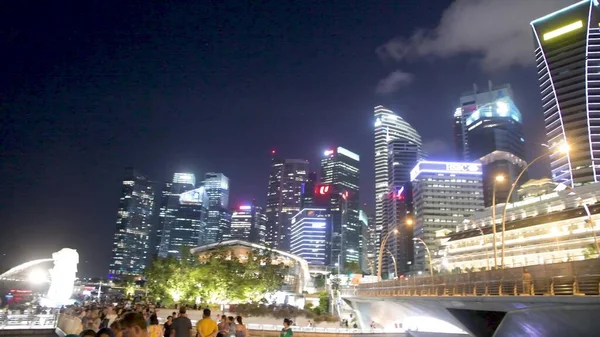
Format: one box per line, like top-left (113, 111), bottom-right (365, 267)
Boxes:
top-left (0, 0), bottom-right (576, 277)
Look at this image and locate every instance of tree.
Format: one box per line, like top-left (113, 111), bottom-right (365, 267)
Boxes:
top-left (145, 247), bottom-right (288, 305)
top-left (144, 250), bottom-right (200, 304)
top-left (583, 244), bottom-right (599, 259)
top-left (344, 262), bottom-right (362, 274)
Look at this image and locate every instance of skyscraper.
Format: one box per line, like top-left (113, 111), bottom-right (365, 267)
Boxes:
top-left (455, 84), bottom-right (527, 207)
top-left (155, 173), bottom-right (196, 256)
top-left (290, 208), bottom-right (331, 267)
top-left (410, 161), bottom-right (484, 272)
top-left (109, 168), bottom-right (155, 278)
top-left (230, 204), bottom-right (267, 244)
top-left (374, 105), bottom-right (422, 273)
top-left (265, 155), bottom-right (309, 251)
top-left (203, 173), bottom-right (231, 244)
top-left (531, 0), bottom-right (600, 186)
top-left (321, 147), bottom-right (360, 270)
top-left (158, 184), bottom-right (209, 258)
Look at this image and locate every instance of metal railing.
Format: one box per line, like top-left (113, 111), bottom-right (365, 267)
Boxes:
top-left (342, 259), bottom-right (600, 297)
top-left (341, 274), bottom-right (600, 297)
top-left (0, 313), bottom-right (59, 330)
top-left (246, 323), bottom-right (395, 334)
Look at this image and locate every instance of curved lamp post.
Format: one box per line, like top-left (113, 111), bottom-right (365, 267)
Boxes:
top-left (412, 237), bottom-right (434, 281)
top-left (377, 218), bottom-right (412, 281)
top-left (385, 249), bottom-right (398, 279)
top-left (491, 174), bottom-right (505, 269)
top-left (500, 143), bottom-right (570, 268)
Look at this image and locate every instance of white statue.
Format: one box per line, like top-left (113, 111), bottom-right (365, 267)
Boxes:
top-left (46, 248), bottom-right (79, 303)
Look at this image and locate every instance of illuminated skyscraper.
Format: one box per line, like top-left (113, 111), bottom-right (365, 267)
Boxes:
top-left (109, 168), bottom-right (155, 278)
top-left (203, 173), bottom-right (231, 244)
top-left (265, 155), bottom-right (309, 251)
top-left (155, 173), bottom-right (196, 256)
top-left (454, 84), bottom-right (527, 207)
top-left (321, 147), bottom-right (360, 271)
top-left (230, 203), bottom-right (267, 244)
top-left (156, 173), bottom-right (209, 258)
top-left (290, 208), bottom-right (331, 267)
top-left (374, 106), bottom-right (422, 272)
top-left (531, 0), bottom-right (600, 186)
top-left (411, 161), bottom-right (484, 272)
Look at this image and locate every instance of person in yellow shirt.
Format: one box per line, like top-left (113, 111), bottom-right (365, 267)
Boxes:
top-left (196, 309), bottom-right (218, 337)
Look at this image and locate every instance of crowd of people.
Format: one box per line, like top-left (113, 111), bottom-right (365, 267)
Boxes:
top-left (58, 302), bottom-right (294, 337)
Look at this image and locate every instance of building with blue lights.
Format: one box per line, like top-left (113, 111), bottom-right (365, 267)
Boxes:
top-left (109, 168), bottom-right (156, 277)
top-left (290, 208), bottom-right (331, 267)
top-left (203, 173), bottom-right (231, 244)
top-left (531, 0), bottom-right (600, 186)
top-left (454, 83), bottom-right (527, 207)
top-left (410, 161), bottom-right (484, 273)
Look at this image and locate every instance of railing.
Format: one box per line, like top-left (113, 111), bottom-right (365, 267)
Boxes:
top-left (342, 258), bottom-right (600, 297)
top-left (341, 273), bottom-right (600, 297)
top-left (246, 323), bottom-right (396, 334)
top-left (0, 313), bottom-right (59, 330)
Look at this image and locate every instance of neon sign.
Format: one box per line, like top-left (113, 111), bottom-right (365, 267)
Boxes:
top-left (315, 184), bottom-right (331, 195)
top-left (445, 164), bottom-right (480, 172)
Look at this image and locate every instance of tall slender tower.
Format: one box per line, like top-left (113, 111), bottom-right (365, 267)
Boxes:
top-left (265, 154), bottom-right (309, 251)
top-left (203, 173), bottom-right (231, 244)
top-left (374, 106), bottom-right (422, 272)
top-left (109, 168), bottom-right (155, 278)
top-left (321, 147), bottom-right (360, 271)
top-left (531, 0), bottom-right (600, 186)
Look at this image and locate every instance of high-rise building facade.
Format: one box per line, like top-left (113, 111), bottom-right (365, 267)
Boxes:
top-left (410, 161), bottom-right (484, 272)
top-left (158, 185), bottom-right (208, 258)
top-left (265, 156), bottom-right (309, 251)
top-left (290, 208), bottom-right (331, 267)
top-left (359, 210), bottom-right (376, 274)
top-left (230, 204), bottom-right (267, 244)
top-left (455, 84), bottom-right (527, 207)
top-left (155, 173), bottom-right (196, 256)
top-left (385, 139), bottom-right (422, 276)
top-left (203, 173), bottom-right (231, 244)
top-left (531, 1), bottom-right (600, 186)
top-left (374, 105), bottom-right (422, 273)
top-left (321, 147), bottom-right (360, 270)
top-left (109, 168), bottom-right (155, 278)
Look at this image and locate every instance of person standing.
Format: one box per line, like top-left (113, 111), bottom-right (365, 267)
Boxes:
top-left (170, 307), bottom-right (193, 337)
top-left (196, 309), bottom-right (218, 337)
top-left (227, 317), bottom-right (236, 337)
top-left (280, 319), bottom-right (292, 337)
top-left (234, 316), bottom-right (247, 337)
top-left (217, 315), bottom-right (229, 337)
top-left (163, 316), bottom-right (173, 337)
top-left (119, 312), bottom-right (148, 337)
top-left (148, 314), bottom-right (162, 337)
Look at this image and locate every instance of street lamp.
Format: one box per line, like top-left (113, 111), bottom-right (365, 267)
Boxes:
top-left (412, 237), bottom-right (434, 280)
top-left (377, 218), bottom-right (412, 281)
top-left (491, 174), bottom-right (505, 269)
top-left (500, 142), bottom-right (570, 268)
top-left (385, 249), bottom-right (399, 279)
top-left (472, 221), bottom-right (490, 271)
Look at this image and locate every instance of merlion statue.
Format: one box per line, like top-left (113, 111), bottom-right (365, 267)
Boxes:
top-left (46, 248), bottom-right (79, 303)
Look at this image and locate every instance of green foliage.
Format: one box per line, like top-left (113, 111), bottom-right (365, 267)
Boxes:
top-left (583, 244), bottom-right (599, 259)
top-left (344, 262), bottom-right (362, 274)
top-left (144, 247), bottom-right (287, 304)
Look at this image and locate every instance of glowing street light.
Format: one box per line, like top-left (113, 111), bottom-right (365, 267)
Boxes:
top-left (500, 142), bottom-right (570, 268)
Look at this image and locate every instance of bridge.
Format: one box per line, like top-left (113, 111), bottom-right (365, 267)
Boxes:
top-left (340, 259), bottom-right (600, 337)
